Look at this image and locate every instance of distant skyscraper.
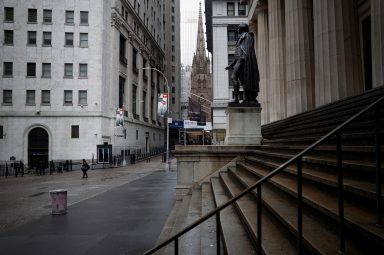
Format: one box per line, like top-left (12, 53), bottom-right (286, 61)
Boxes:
top-left (190, 3), bottom-right (212, 122)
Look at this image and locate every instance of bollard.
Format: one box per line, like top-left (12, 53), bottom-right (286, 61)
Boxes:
top-left (49, 189), bottom-right (68, 215)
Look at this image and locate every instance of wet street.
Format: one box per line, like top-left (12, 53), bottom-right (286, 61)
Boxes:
top-left (0, 157), bottom-right (177, 255)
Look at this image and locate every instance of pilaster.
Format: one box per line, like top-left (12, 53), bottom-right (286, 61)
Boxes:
top-left (285, 0), bottom-right (315, 117)
top-left (371, 0), bottom-right (384, 88)
top-left (268, 0), bottom-right (286, 122)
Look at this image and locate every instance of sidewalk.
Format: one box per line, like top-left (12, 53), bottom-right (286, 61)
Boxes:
top-left (0, 157), bottom-right (177, 255)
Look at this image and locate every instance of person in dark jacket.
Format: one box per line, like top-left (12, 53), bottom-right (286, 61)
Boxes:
top-left (81, 159), bottom-right (90, 178)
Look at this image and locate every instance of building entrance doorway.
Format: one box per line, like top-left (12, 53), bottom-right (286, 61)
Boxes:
top-left (28, 127), bottom-right (49, 169)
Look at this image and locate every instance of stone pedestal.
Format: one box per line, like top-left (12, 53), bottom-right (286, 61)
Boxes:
top-left (225, 106), bottom-right (262, 145)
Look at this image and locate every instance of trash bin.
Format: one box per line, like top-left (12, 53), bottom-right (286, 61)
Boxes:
top-left (49, 189), bottom-right (67, 215)
top-left (162, 152), bottom-right (167, 162)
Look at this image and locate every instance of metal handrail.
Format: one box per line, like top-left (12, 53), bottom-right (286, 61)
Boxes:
top-left (144, 94), bottom-right (384, 255)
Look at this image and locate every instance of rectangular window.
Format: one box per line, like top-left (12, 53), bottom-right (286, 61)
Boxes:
top-left (171, 86), bottom-right (175, 93)
top-left (4, 7), bottom-right (14, 22)
top-left (228, 30), bottom-right (237, 42)
top-left (4, 30), bottom-right (13, 45)
top-left (227, 3), bottom-right (235, 16)
top-left (80, 11), bottom-right (88, 25)
top-left (132, 85), bottom-right (137, 114)
top-left (79, 90), bottom-right (87, 105)
top-left (3, 62), bottom-right (13, 76)
top-left (3, 90), bottom-right (12, 104)
top-left (143, 91), bottom-right (146, 116)
top-left (27, 63), bottom-right (36, 77)
top-left (71, 125), bottom-right (79, 138)
top-left (28, 31), bottom-right (37, 45)
top-left (41, 90), bottom-right (50, 104)
top-left (136, 130), bottom-right (138, 140)
top-left (119, 76), bottom-right (125, 108)
top-left (79, 64), bottom-right (88, 77)
top-left (64, 90), bottom-right (73, 105)
top-left (26, 90), bottom-right (35, 105)
top-left (43, 9), bottom-right (52, 23)
top-left (64, 63), bottom-right (73, 77)
top-left (238, 4), bottom-right (246, 16)
top-left (132, 48), bottom-right (138, 72)
top-left (65, 32), bottom-right (73, 46)
top-left (28, 9), bottom-right (37, 23)
top-left (43, 32), bottom-right (51, 46)
top-left (42, 63), bottom-right (51, 77)
top-left (120, 34), bottom-right (126, 63)
top-left (0, 126), bottom-right (3, 139)
top-left (172, 97), bottom-right (175, 104)
top-left (65, 10), bottom-right (74, 24)
top-left (80, 33), bottom-right (88, 47)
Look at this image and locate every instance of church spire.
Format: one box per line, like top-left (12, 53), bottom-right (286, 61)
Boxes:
top-left (193, 2), bottom-right (210, 74)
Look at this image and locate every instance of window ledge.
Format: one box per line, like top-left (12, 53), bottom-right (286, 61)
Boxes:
top-left (41, 76), bottom-right (51, 79)
top-left (2, 75), bottom-right (13, 78)
top-left (42, 44), bottom-right (52, 47)
top-left (64, 76), bottom-right (73, 79)
top-left (4, 20), bottom-right (14, 23)
top-left (64, 45), bottom-right (74, 48)
top-left (41, 103), bottom-right (51, 106)
top-left (42, 22), bottom-right (53, 25)
top-left (80, 23), bottom-right (89, 26)
top-left (27, 22), bottom-right (37, 24)
top-left (26, 103), bottom-right (36, 106)
top-left (65, 23), bottom-right (75, 26)
top-left (78, 104), bottom-right (88, 106)
top-left (63, 103), bottom-right (73, 106)
top-left (2, 103), bottom-right (12, 106)
top-left (79, 45), bottom-right (89, 48)
top-left (27, 44), bottom-right (37, 47)
top-left (78, 76), bottom-right (88, 79)
top-left (26, 76), bottom-right (36, 78)
top-left (3, 43), bottom-right (14, 46)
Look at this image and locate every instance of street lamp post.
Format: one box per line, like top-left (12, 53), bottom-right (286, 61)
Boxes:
top-left (143, 67), bottom-right (170, 164)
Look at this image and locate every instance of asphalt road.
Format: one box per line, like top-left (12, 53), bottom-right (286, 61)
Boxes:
top-left (0, 157), bottom-right (176, 255)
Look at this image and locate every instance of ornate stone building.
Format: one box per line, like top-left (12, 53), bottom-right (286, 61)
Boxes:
top-left (190, 3), bottom-right (212, 122)
top-left (0, 0), bottom-right (167, 166)
top-left (244, 0), bottom-right (384, 123)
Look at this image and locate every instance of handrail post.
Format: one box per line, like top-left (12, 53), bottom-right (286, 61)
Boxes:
top-left (297, 157), bottom-right (303, 255)
top-left (375, 107), bottom-right (382, 225)
top-left (257, 185), bottom-right (262, 255)
top-left (174, 238), bottom-right (178, 255)
top-left (336, 132), bottom-right (345, 253)
top-left (216, 212), bottom-right (221, 255)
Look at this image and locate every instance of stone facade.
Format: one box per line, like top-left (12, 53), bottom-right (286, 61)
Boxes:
top-left (245, 0), bottom-right (383, 124)
top-left (0, 0), bottom-right (167, 165)
top-left (190, 3), bottom-right (212, 122)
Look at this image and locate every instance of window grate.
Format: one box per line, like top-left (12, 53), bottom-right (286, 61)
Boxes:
top-left (28, 9), bottom-right (37, 23)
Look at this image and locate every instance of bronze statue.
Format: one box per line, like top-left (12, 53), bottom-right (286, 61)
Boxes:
top-left (225, 23), bottom-right (260, 106)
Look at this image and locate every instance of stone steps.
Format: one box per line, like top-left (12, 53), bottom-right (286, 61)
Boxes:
top-left (211, 177), bottom-right (255, 254)
top-left (237, 161), bottom-right (384, 253)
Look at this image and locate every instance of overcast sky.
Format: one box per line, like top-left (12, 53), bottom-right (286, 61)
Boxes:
top-left (180, 0), bottom-right (206, 66)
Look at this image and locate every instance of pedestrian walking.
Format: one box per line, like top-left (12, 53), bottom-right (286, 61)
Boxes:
top-left (81, 159), bottom-right (90, 178)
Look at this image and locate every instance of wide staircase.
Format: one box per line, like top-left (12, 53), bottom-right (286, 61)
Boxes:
top-left (150, 87), bottom-right (384, 255)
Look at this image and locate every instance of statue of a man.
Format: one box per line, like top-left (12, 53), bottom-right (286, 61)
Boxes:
top-left (225, 23), bottom-right (260, 106)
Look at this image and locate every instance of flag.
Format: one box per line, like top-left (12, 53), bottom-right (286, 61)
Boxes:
top-left (158, 93), bottom-right (168, 117)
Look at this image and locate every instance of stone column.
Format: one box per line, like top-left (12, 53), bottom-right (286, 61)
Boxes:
top-left (146, 62), bottom-right (152, 121)
top-left (126, 36), bottom-right (133, 116)
top-left (256, 1), bottom-right (270, 124)
top-left (285, 0), bottom-right (315, 117)
top-left (313, 0), bottom-right (363, 107)
top-left (371, 0), bottom-right (384, 88)
top-left (152, 69), bottom-right (158, 122)
top-left (268, 0), bottom-right (286, 122)
top-left (138, 49), bottom-right (144, 120)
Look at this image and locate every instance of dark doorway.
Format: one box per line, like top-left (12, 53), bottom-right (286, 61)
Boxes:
top-left (362, 16), bottom-right (372, 90)
top-left (28, 127), bottom-right (49, 169)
